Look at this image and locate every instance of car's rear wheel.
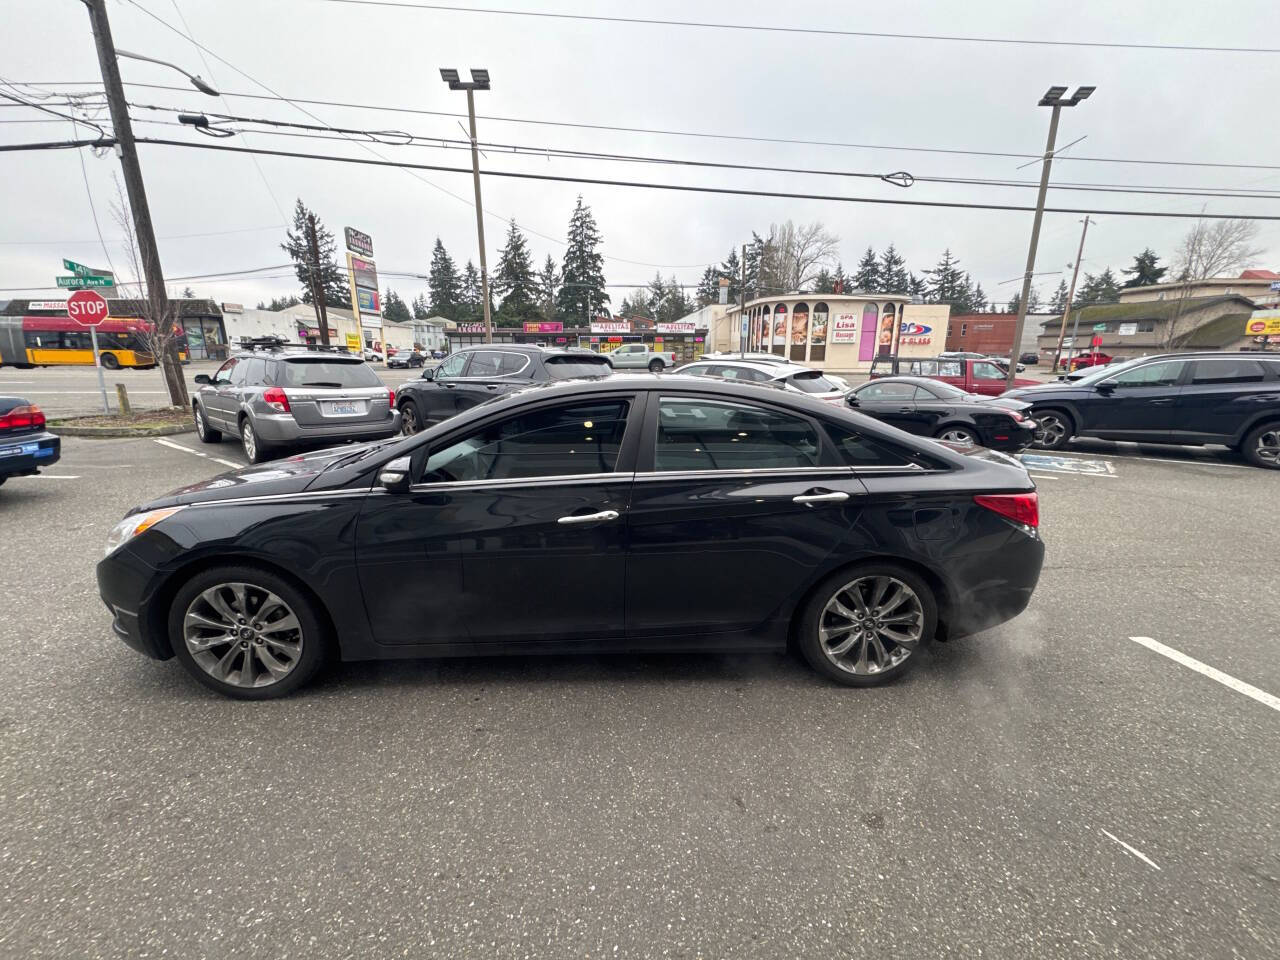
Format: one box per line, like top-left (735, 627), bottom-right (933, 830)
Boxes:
top-left (168, 565), bottom-right (329, 699)
top-left (240, 417), bottom-right (273, 464)
top-left (1242, 421), bottom-right (1280, 469)
top-left (400, 399), bottom-right (423, 435)
top-left (193, 403), bottom-right (221, 443)
top-left (936, 425), bottom-right (977, 445)
top-left (797, 563), bottom-right (936, 687)
top-left (648, 359), bottom-right (664, 373)
top-left (1031, 409), bottom-right (1073, 450)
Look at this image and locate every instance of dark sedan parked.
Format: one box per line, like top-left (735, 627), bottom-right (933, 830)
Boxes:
top-left (98, 376), bottom-right (1044, 699)
top-left (847, 377), bottom-right (1036, 452)
top-left (394, 343), bottom-right (613, 433)
top-left (1003, 351), bottom-right (1280, 468)
top-left (0, 396), bottom-right (60, 486)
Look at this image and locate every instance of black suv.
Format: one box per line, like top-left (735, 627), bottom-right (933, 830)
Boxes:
top-left (395, 344), bottom-right (613, 432)
top-left (1001, 351), bottom-right (1280, 468)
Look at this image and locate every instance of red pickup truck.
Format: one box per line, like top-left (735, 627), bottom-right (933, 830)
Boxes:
top-left (872, 356), bottom-right (1040, 396)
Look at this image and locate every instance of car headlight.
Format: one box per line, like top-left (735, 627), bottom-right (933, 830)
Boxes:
top-left (104, 506), bottom-right (185, 557)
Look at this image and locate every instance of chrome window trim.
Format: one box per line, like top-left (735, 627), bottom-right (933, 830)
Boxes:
top-left (451, 351), bottom-right (532, 379)
top-left (407, 471), bottom-right (634, 493)
top-left (186, 489), bottom-right (372, 508)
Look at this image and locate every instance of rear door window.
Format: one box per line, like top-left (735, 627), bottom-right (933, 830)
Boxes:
top-left (241, 358), bottom-right (266, 385)
top-left (654, 397), bottom-right (820, 471)
top-left (498, 352), bottom-right (530, 375)
top-left (278, 358), bottom-right (382, 388)
top-left (826, 424), bottom-right (933, 470)
top-left (1188, 358), bottom-right (1266, 384)
top-left (465, 351), bottom-right (504, 377)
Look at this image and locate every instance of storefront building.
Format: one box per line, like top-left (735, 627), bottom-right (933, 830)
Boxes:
top-left (446, 318), bottom-right (710, 360)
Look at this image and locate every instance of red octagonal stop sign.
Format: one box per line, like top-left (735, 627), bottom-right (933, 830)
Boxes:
top-left (66, 288), bottom-right (110, 326)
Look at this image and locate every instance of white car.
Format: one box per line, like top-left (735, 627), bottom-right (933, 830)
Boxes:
top-left (673, 358), bottom-right (847, 404)
top-left (702, 351), bottom-right (849, 391)
top-left (362, 350), bottom-right (384, 363)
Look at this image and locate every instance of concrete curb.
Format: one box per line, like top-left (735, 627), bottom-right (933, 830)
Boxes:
top-left (50, 422), bottom-right (195, 438)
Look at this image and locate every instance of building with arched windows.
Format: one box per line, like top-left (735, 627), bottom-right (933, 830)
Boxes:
top-left (707, 295), bottom-right (949, 374)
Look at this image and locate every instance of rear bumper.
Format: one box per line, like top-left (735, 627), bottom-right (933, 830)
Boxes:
top-left (945, 530), bottom-right (1045, 639)
top-left (252, 411), bottom-right (402, 446)
top-left (0, 430), bottom-right (60, 477)
top-left (986, 421), bottom-right (1037, 452)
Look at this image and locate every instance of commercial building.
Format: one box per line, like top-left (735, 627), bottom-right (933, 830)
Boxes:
top-left (1116, 269), bottom-right (1279, 306)
top-left (223, 304), bottom-right (363, 353)
top-left (945, 313), bottom-right (1051, 356)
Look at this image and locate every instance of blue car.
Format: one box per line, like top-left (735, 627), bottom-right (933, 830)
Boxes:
top-left (0, 395), bottom-right (60, 487)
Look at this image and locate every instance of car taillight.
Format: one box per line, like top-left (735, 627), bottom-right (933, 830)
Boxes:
top-left (0, 404), bottom-right (45, 431)
top-left (388, 387), bottom-right (397, 408)
top-left (262, 387), bottom-right (290, 414)
top-left (974, 492), bottom-right (1039, 528)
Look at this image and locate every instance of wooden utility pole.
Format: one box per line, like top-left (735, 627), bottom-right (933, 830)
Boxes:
top-left (306, 213), bottom-right (331, 346)
top-left (466, 90), bottom-right (493, 344)
top-left (1052, 215), bottom-right (1091, 373)
top-left (739, 243), bottom-right (747, 357)
top-left (84, 0), bottom-right (187, 407)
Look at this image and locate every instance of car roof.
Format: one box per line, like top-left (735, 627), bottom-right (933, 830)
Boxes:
top-left (231, 348), bottom-right (365, 362)
top-left (858, 375), bottom-right (959, 389)
top-left (686, 358), bottom-right (817, 376)
top-left (453, 343), bottom-right (596, 357)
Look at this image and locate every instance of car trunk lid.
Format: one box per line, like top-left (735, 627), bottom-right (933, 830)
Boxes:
top-left (273, 357), bottom-right (391, 427)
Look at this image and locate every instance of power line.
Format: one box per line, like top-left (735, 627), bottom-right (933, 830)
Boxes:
top-left (0, 137), bottom-right (116, 153)
top-left (0, 88), bottom-right (109, 140)
top-left (0, 223), bottom-right (286, 245)
top-left (29, 79), bottom-right (1280, 172)
top-left (0, 262), bottom-right (295, 293)
top-left (318, 1), bottom-right (1280, 55)
top-left (131, 136), bottom-right (1280, 220)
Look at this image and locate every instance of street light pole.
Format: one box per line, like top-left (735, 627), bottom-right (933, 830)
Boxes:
top-left (1005, 85), bottom-right (1094, 389)
top-left (441, 69), bottom-right (493, 344)
top-left (83, 0), bottom-right (188, 408)
top-left (1052, 215), bottom-right (1092, 374)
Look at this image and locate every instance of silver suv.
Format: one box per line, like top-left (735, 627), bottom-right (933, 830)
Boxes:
top-left (192, 345), bottom-right (401, 463)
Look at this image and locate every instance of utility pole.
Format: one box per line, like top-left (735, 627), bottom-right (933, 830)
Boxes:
top-left (83, 0), bottom-right (188, 408)
top-left (1006, 84), bottom-right (1094, 389)
top-left (739, 243), bottom-right (747, 358)
top-left (466, 90), bottom-right (492, 344)
top-left (1052, 215), bottom-right (1091, 374)
top-left (305, 213), bottom-right (331, 346)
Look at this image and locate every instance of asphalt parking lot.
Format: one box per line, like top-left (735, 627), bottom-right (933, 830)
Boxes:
top-left (1, 433), bottom-right (1277, 958)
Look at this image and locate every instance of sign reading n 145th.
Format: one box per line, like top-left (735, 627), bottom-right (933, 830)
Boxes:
top-left (66, 289), bottom-right (110, 326)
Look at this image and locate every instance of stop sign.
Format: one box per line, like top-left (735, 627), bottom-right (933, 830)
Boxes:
top-left (66, 289), bottom-right (109, 326)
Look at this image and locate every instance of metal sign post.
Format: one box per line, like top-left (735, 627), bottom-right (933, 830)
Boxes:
top-left (89, 325), bottom-right (109, 413)
top-left (66, 289), bottom-right (112, 413)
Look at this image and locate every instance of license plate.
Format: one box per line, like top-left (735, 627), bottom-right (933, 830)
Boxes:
top-left (325, 401), bottom-right (361, 416)
top-left (0, 442), bottom-right (38, 458)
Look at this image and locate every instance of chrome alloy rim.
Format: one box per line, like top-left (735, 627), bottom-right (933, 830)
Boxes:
top-left (401, 404), bottom-right (420, 435)
top-left (241, 421), bottom-right (257, 460)
top-left (195, 406), bottom-right (206, 435)
top-left (183, 582), bottom-right (304, 688)
top-left (1033, 413), bottom-right (1067, 447)
top-left (1256, 428), bottom-right (1280, 465)
top-left (939, 428), bottom-right (976, 444)
top-left (818, 576), bottom-right (924, 676)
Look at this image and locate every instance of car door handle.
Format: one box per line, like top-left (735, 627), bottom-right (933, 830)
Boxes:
top-left (793, 491), bottom-right (850, 505)
top-left (485, 384), bottom-right (500, 390)
top-left (897, 407), bottom-right (914, 413)
top-left (444, 383), bottom-right (457, 388)
top-left (557, 509), bottom-right (620, 525)
top-left (1148, 398), bottom-right (1174, 405)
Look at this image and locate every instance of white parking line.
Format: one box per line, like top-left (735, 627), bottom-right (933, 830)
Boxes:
top-left (1129, 636), bottom-right (1280, 714)
top-left (1027, 473), bottom-right (1061, 481)
top-left (1100, 829), bottom-right (1161, 871)
top-left (20, 474), bottom-right (80, 479)
top-left (153, 437), bottom-right (242, 469)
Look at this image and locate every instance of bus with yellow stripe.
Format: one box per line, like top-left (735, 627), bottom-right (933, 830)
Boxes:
top-left (0, 316), bottom-right (167, 369)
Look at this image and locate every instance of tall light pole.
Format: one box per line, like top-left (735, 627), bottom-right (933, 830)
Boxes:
top-left (1052, 215), bottom-right (1092, 373)
top-left (441, 68), bottom-right (493, 344)
top-left (1005, 84), bottom-right (1094, 389)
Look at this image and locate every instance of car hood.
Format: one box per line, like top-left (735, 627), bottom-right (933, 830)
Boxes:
top-left (136, 442), bottom-right (379, 510)
top-left (1000, 382), bottom-right (1086, 401)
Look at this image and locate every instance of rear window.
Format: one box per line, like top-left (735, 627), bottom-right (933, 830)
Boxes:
top-left (277, 358), bottom-right (382, 388)
top-left (543, 356), bottom-right (613, 379)
top-left (787, 371), bottom-right (839, 393)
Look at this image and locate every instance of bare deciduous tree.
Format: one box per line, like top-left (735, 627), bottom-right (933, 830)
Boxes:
top-left (761, 221), bottom-right (840, 293)
top-left (109, 176), bottom-right (188, 407)
top-left (1164, 218), bottom-right (1263, 348)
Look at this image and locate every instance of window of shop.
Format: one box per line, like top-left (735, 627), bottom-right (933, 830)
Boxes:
top-left (877, 303), bottom-right (896, 358)
top-left (789, 302), bottom-right (809, 362)
top-left (754, 305), bottom-right (770, 352)
top-left (772, 304), bottom-right (788, 357)
top-left (810, 302), bottom-right (829, 363)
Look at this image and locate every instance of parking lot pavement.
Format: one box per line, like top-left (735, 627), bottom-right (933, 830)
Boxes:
top-left (1, 439), bottom-right (1277, 958)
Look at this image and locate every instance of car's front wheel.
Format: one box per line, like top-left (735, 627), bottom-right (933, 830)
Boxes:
top-left (1242, 421), bottom-right (1280, 469)
top-left (1031, 409), bottom-right (1073, 450)
top-left (400, 399), bottom-right (423, 435)
top-left (193, 403), bottom-right (222, 443)
top-left (168, 565), bottom-right (330, 699)
top-left (797, 563), bottom-right (936, 687)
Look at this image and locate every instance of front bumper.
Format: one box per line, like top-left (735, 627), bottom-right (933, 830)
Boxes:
top-left (0, 430), bottom-right (60, 477)
top-left (97, 546), bottom-right (172, 660)
top-left (252, 411), bottom-right (402, 446)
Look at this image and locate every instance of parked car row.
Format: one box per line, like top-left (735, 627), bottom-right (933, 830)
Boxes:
top-left (0, 395), bottom-right (60, 487)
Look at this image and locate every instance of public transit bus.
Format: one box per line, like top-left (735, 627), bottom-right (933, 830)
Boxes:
top-left (0, 315), bottom-right (170, 369)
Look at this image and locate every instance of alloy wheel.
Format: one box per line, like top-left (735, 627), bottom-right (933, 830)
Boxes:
top-left (1256, 428), bottom-right (1280, 465)
top-left (183, 582), bottom-right (305, 688)
top-left (195, 407), bottom-right (205, 435)
top-left (818, 575), bottom-right (924, 676)
top-left (401, 402), bottom-right (420, 435)
top-left (242, 421), bottom-right (257, 460)
top-left (1033, 412), bottom-right (1068, 448)
top-left (939, 427), bottom-right (976, 445)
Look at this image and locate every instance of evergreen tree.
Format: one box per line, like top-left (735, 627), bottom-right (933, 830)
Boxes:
top-left (459, 260), bottom-right (485, 323)
top-left (719, 247), bottom-right (742, 301)
top-left (426, 238), bottom-right (461, 320)
top-left (259, 295), bottom-right (301, 312)
top-left (282, 198), bottom-right (350, 308)
top-left (411, 293), bottom-right (430, 320)
top-left (924, 249), bottom-right (967, 310)
top-left (1076, 268), bottom-right (1121, 306)
top-left (537, 254), bottom-right (561, 323)
top-left (647, 273), bottom-right (668, 321)
top-left (491, 220), bottom-right (539, 325)
top-left (853, 246), bottom-right (882, 293)
top-left (907, 272), bottom-right (926, 299)
top-left (695, 265), bottom-right (721, 306)
top-left (618, 289), bottom-right (651, 319)
top-left (1121, 248), bottom-right (1167, 288)
top-left (969, 279), bottom-right (988, 313)
top-left (1049, 278), bottom-right (1069, 313)
top-left (557, 196), bottom-right (609, 323)
top-left (382, 287), bottom-right (411, 323)
top-left (1007, 285), bottom-right (1042, 315)
top-left (879, 244), bottom-right (910, 294)
top-left (812, 268), bottom-right (835, 294)
top-left (666, 275), bottom-right (691, 322)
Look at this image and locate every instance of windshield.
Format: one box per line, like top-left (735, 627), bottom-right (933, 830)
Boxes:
top-left (543, 356), bottom-right (613, 379)
top-left (1069, 356), bottom-right (1140, 385)
top-left (277, 358), bottom-right (382, 388)
top-left (786, 371), bottom-right (839, 393)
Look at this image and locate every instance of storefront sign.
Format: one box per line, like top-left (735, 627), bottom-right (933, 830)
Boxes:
top-left (348, 254), bottom-right (378, 292)
top-left (344, 227), bottom-right (374, 258)
top-left (1246, 310), bottom-right (1280, 336)
top-left (27, 300), bottom-right (67, 311)
top-left (1118, 322), bottom-right (1138, 336)
top-left (656, 322), bottom-right (696, 334)
top-left (357, 287), bottom-right (381, 316)
top-left (524, 321), bottom-right (563, 333)
top-left (832, 314), bottom-right (859, 344)
top-left (345, 332), bottom-right (362, 351)
top-left (220, 302), bottom-right (244, 314)
top-left (590, 320), bottom-right (630, 333)
top-left (457, 323), bottom-right (486, 333)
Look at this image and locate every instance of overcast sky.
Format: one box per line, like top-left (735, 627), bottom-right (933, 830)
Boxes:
top-left (3, 0), bottom-right (1277, 310)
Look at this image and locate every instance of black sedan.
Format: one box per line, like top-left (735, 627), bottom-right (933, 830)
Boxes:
top-left (0, 396), bottom-right (60, 486)
top-left (97, 375), bottom-right (1044, 699)
top-left (846, 377), bottom-right (1036, 452)
top-left (394, 343), bottom-right (613, 433)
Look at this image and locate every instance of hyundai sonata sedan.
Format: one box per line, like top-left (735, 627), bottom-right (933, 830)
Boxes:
top-left (98, 375), bottom-right (1044, 699)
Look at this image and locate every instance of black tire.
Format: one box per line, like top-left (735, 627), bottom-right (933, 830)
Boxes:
top-left (399, 399), bottom-right (423, 435)
top-left (193, 402), bottom-right (222, 443)
top-left (100, 351), bottom-right (120, 370)
top-left (648, 359), bottom-right (664, 373)
top-left (1030, 408), bottom-right (1073, 450)
top-left (934, 424), bottom-right (978, 445)
top-left (240, 417), bottom-right (274, 464)
top-left (167, 564), bottom-right (331, 700)
top-left (0, 476), bottom-right (6, 487)
top-left (1241, 420), bottom-right (1280, 470)
top-left (796, 562), bottom-right (937, 687)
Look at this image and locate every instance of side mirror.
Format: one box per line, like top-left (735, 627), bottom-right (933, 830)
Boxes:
top-left (193, 374), bottom-right (211, 385)
top-left (845, 393), bottom-right (860, 407)
top-left (420, 368), bottom-right (434, 381)
top-left (1096, 379), bottom-right (1118, 393)
top-left (378, 455), bottom-right (413, 493)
